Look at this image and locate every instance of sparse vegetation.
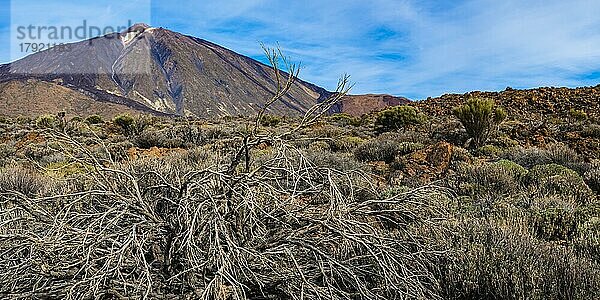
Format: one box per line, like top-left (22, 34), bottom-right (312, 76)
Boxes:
top-left (570, 108), bottom-right (588, 122)
top-left (84, 114), bottom-right (104, 124)
top-left (112, 113), bottom-right (135, 133)
top-left (35, 114), bottom-right (58, 129)
top-left (258, 114), bottom-right (281, 127)
top-left (354, 138), bottom-right (404, 163)
top-left (0, 51), bottom-right (599, 300)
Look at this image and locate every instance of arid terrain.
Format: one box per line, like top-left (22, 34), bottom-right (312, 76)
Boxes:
top-left (0, 80), bottom-right (598, 298)
top-left (0, 21), bottom-right (599, 300)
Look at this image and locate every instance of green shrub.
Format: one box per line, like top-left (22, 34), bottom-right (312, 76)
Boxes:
top-left (494, 159), bottom-right (528, 178)
top-left (375, 106), bottom-right (426, 132)
top-left (113, 114), bottom-right (152, 136)
top-left (328, 113), bottom-right (364, 127)
top-left (354, 139), bottom-right (401, 163)
top-left (569, 108), bottom-right (588, 122)
top-left (85, 114), bottom-right (104, 124)
top-left (455, 161), bottom-right (523, 197)
top-left (16, 115), bottom-right (31, 124)
top-left (259, 114), bottom-right (281, 127)
top-left (397, 141), bottom-right (425, 155)
top-left (35, 114), bottom-right (58, 129)
top-left (529, 164), bottom-right (581, 182)
top-left (331, 136), bottom-right (364, 152)
top-left (308, 140), bottom-right (331, 151)
top-left (528, 164), bottom-right (594, 204)
top-left (45, 161), bottom-right (90, 178)
top-left (63, 119), bottom-right (92, 136)
top-left (166, 124), bottom-right (225, 148)
top-left (503, 147), bottom-right (552, 169)
top-left (451, 146), bottom-right (474, 163)
top-left (502, 144), bottom-right (583, 171)
top-left (533, 208), bottom-right (578, 241)
top-left (574, 207), bottom-right (600, 260)
top-left (113, 114), bottom-right (135, 133)
top-left (453, 98), bottom-right (506, 148)
top-left (135, 130), bottom-right (184, 149)
top-left (476, 145), bottom-right (502, 157)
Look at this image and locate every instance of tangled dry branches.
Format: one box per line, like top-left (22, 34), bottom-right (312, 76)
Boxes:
top-left (0, 46), bottom-right (450, 299)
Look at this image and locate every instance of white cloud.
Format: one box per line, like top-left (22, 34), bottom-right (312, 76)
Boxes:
top-left (4, 0), bottom-right (600, 98)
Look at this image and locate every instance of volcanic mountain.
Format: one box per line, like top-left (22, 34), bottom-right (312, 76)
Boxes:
top-left (0, 24), bottom-right (340, 118)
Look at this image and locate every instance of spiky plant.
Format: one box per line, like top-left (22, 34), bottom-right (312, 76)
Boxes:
top-left (453, 97), bottom-right (506, 148)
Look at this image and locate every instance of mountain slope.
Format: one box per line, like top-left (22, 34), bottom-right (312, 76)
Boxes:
top-left (1, 24), bottom-right (330, 117)
top-left (0, 79), bottom-right (140, 118)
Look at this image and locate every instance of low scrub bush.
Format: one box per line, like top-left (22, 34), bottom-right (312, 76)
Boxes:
top-left (259, 114), bottom-right (282, 127)
top-left (328, 113), bottom-right (364, 127)
top-left (0, 166), bottom-right (48, 197)
top-left (331, 136), bottom-right (364, 152)
top-left (502, 146), bottom-right (552, 169)
top-left (375, 106), bottom-right (426, 132)
top-left (84, 114), bottom-right (104, 125)
top-left (113, 114), bottom-right (153, 136)
top-left (574, 207), bottom-right (600, 261)
top-left (532, 207), bottom-right (578, 241)
top-left (451, 146), bottom-right (474, 163)
top-left (354, 139), bottom-right (401, 163)
top-left (527, 164), bottom-right (594, 204)
top-left (569, 108), bottom-right (588, 122)
top-left (454, 161), bottom-right (524, 198)
top-left (35, 114), bottom-right (58, 129)
top-left (503, 143), bottom-right (584, 172)
top-left (113, 114), bottom-right (135, 133)
top-left (475, 144), bottom-right (502, 157)
top-left (437, 219), bottom-right (600, 299)
top-left (0, 143), bottom-right (16, 161)
top-left (135, 129), bottom-right (184, 149)
top-left (494, 159), bottom-right (529, 178)
top-left (308, 140), bottom-right (331, 151)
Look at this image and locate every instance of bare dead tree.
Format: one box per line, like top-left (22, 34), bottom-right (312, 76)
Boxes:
top-left (0, 46), bottom-right (448, 300)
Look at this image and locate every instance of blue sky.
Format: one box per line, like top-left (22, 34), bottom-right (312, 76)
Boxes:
top-left (1, 0), bottom-right (600, 99)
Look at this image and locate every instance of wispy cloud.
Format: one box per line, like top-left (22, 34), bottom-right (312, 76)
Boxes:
top-left (1, 0), bottom-right (600, 98)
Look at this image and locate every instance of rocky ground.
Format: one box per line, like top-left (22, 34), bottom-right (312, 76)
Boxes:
top-left (0, 88), bottom-right (598, 298)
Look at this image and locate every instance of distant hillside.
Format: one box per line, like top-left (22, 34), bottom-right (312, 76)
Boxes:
top-left (413, 85), bottom-right (600, 119)
top-left (339, 94), bottom-right (411, 116)
top-left (411, 85), bottom-right (600, 157)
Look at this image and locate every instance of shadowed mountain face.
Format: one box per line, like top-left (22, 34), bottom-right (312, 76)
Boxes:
top-left (1, 24), bottom-right (331, 117)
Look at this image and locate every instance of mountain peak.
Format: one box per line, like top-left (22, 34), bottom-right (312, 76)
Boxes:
top-left (120, 23), bottom-right (153, 44)
top-left (124, 23), bottom-right (151, 33)
top-left (0, 25), bottom-right (330, 118)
